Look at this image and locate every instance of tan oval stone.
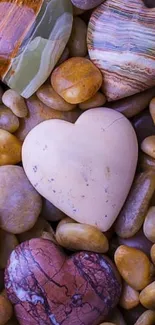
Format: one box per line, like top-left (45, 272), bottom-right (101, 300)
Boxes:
top-left (0, 105), bottom-right (19, 133)
top-left (0, 294), bottom-right (13, 325)
top-left (143, 207), bottom-right (155, 242)
top-left (119, 281), bottom-right (139, 310)
top-left (151, 244), bottom-right (155, 265)
top-left (140, 281), bottom-right (155, 309)
top-left (0, 129), bottom-right (21, 165)
top-left (141, 135), bottom-right (155, 159)
top-left (51, 57), bottom-right (103, 104)
top-left (79, 92), bottom-right (106, 110)
top-left (134, 310), bottom-right (155, 325)
top-left (115, 171), bottom-right (155, 238)
top-left (68, 17), bottom-right (87, 57)
top-left (2, 89), bottom-right (28, 118)
top-left (114, 245), bottom-right (152, 290)
top-left (36, 84), bottom-right (76, 111)
top-left (56, 222), bottom-right (109, 252)
top-left (0, 229), bottom-right (18, 268)
top-left (15, 95), bottom-right (81, 142)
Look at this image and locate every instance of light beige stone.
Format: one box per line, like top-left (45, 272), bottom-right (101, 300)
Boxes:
top-left (22, 108), bottom-right (138, 232)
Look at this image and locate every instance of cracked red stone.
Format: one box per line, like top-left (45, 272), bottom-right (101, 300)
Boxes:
top-left (5, 238), bottom-right (121, 325)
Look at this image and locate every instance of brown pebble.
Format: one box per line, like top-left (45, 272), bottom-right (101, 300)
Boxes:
top-left (115, 171), bottom-right (155, 238)
top-left (15, 95), bottom-right (81, 142)
top-left (2, 89), bottom-right (28, 118)
top-left (68, 17), bottom-right (87, 57)
top-left (79, 92), bottom-right (106, 110)
top-left (73, 5), bottom-right (85, 15)
top-left (0, 105), bottom-right (19, 133)
top-left (134, 310), bottom-right (155, 325)
top-left (118, 228), bottom-right (152, 259)
top-left (139, 152), bottom-right (155, 172)
top-left (0, 229), bottom-right (18, 268)
top-left (143, 207), bottom-right (155, 242)
top-left (51, 57), bottom-right (102, 104)
top-left (107, 87), bottom-right (155, 118)
top-left (0, 129), bottom-right (21, 165)
top-left (0, 166), bottom-right (42, 234)
top-left (0, 294), bottom-right (13, 325)
top-left (151, 244), bottom-right (155, 265)
top-left (141, 136), bottom-right (155, 159)
top-left (114, 245), bottom-right (153, 290)
top-left (119, 281), bottom-right (139, 310)
top-left (132, 110), bottom-right (155, 144)
top-left (36, 84), bottom-right (76, 111)
top-left (140, 281), bottom-right (155, 309)
top-left (56, 221), bottom-right (109, 253)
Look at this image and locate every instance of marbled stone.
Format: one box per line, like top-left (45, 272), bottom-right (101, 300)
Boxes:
top-left (0, 0), bottom-right (73, 98)
top-left (87, 0), bottom-right (155, 101)
top-left (5, 238), bottom-right (121, 325)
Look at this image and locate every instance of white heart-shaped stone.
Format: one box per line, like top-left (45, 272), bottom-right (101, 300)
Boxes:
top-left (22, 108), bottom-right (138, 231)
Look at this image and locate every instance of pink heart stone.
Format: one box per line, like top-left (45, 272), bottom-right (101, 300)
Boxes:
top-left (5, 239), bottom-right (121, 325)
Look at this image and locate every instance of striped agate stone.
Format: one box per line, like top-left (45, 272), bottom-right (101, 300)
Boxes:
top-left (87, 0), bottom-right (155, 101)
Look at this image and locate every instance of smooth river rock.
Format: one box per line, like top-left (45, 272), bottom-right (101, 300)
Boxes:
top-left (5, 238), bottom-right (121, 325)
top-left (22, 108), bottom-right (138, 232)
top-left (87, 0), bottom-right (155, 101)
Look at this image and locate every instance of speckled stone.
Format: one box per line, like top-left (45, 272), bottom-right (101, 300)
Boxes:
top-left (5, 238), bottom-right (121, 325)
top-left (88, 0), bottom-right (155, 101)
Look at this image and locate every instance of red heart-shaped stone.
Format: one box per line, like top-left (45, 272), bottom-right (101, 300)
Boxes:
top-left (5, 239), bottom-right (121, 325)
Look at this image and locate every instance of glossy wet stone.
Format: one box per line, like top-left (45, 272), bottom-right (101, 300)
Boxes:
top-left (143, 207), bottom-right (155, 242)
top-left (140, 281), bottom-right (155, 309)
top-left (115, 171), bottom-right (155, 238)
top-left (88, 0), bottom-right (155, 101)
top-left (15, 95), bottom-right (81, 142)
top-left (5, 238), bottom-right (121, 325)
top-left (114, 245), bottom-right (153, 290)
top-left (119, 282), bottom-right (139, 310)
top-left (22, 108), bottom-right (138, 232)
top-left (134, 310), bottom-right (155, 325)
top-left (68, 17), bottom-right (87, 57)
top-left (107, 87), bottom-right (155, 118)
top-left (132, 110), bottom-right (155, 144)
top-left (51, 57), bottom-right (102, 104)
top-left (2, 90), bottom-right (28, 118)
top-left (118, 228), bottom-right (152, 258)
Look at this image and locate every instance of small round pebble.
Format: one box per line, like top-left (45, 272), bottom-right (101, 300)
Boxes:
top-left (114, 245), bottom-right (153, 290)
top-left (0, 166), bottom-right (42, 234)
top-left (0, 106), bottom-right (19, 133)
top-left (0, 293), bottom-right (13, 325)
top-left (141, 136), bottom-right (155, 159)
top-left (71, 0), bottom-right (105, 10)
top-left (140, 281), bottom-right (155, 309)
top-left (134, 310), bottom-right (155, 325)
top-left (0, 229), bottom-right (18, 268)
top-left (36, 84), bottom-right (76, 111)
top-left (68, 17), bottom-right (87, 57)
top-left (79, 92), bottom-right (106, 110)
top-left (51, 57), bottom-right (102, 104)
top-left (119, 282), bottom-right (139, 310)
top-left (143, 207), bottom-right (155, 242)
top-left (56, 220), bottom-right (109, 253)
top-left (2, 89), bottom-right (28, 118)
top-left (0, 129), bottom-right (21, 165)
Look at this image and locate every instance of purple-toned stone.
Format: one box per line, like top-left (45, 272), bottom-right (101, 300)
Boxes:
top-left (5, 239), bottom-right (121, 325)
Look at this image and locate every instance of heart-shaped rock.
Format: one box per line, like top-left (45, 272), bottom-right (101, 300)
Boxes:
top-left (22, 108), bottom-right (138, 232)
top-left (87, 0), bottom-right (155, 101)
top-left (5, 238), bottom-right (121, 325)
